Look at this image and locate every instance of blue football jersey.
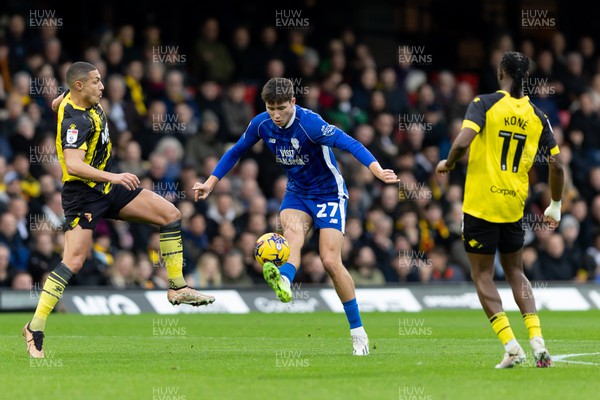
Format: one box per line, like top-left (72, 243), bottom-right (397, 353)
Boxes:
top-left (212, 105), bottom-right (376, 199)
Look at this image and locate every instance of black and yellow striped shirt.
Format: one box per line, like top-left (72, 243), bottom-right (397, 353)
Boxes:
top-left (462, 90), bottom-right (560, 223)
top-left (56, 92), bottom-right (113, 194)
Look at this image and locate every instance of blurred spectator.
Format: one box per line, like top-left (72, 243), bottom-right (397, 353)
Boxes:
top-left (562, 52), bottom-right (588, 105)
top-left (27, 231), bottom-right (61, 285)
top-left (537, 233), bottom-right (574, 280)
top-left (118, 140), bottom-right (149, 177)
top-left (447, 81), bottom-right (474, 122)
top-left (124, 60), bottom-right (147, 117)
top-left (183, 213), bottom-right (210, 264)
top-left (194, 18), bottom-right (234, 83)
top-left (161, 69), bottom-right (200, 117)
top-left (222, 249), bottom-right (253, 287)
top-left (0, 212), bottom-right (29, 271)
top-left (352, 67), bottom-right (377, 112)
top-left (106, 73), bottom-right (142, 134)
top-left (0, 243), bottom-right (12, 287)
top-left (560, 214), bottom-right (595, 282)
top-left (427, 245), bottom-right (465, 283)
top-left (184, 110), bottom-right (223, 174)
top-left (418, 202), bottom-right (453, 253)
top-left (254, 26), bottom-right (283, 74)
top-left (230, 26), bottom-right (256, 82)
top-left (107, 250), bottom-right (138, 288)
top-left (11, 271), bottom-right (33, 290)
top-left (380, 67), bottom-right (409, 115)
top-left (105, 39), bottom-right (125, 75)
top-left (93, 233), bottom-right (114, 268)
top-left (567, 91), bottom-right (600, 164)
top-left (221, 82), bottom-right (253, 141)
top-left (326, 83), bottom-right (367, 132)
top-left (296, 249), bottom-right (329, 284)
top-left (349, 246), bottom-right (386, 286)
top-left (153, 136), bottom-right (184, 183)
top-left (187, 251), bottom-right (222, 288)
top-left (144, 62), bottom-right (166, 102)
top-left (135, 255), bottom-right (155, 289)
top-left (366, 213), bottom-right (395, 281)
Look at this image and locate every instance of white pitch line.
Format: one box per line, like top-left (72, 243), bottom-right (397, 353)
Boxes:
top-left (552, 352), bottom-right (600, 366)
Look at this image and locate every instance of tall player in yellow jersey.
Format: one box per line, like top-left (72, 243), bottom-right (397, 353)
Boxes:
top-left (437, 52), bottom-right (564, 368)
top-left (23, 62), bottom-right (215, 359)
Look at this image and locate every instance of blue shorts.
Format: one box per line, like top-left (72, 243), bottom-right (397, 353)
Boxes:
top-left (280, 191), bottom-right (347, 233)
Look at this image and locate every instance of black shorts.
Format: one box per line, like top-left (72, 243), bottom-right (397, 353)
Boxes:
top-left (62, 181), bottom-right (143, 230)
top-left (462, 213), bottom-right (524, 255)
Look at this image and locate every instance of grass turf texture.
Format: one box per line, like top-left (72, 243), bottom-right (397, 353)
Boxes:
top-left (1, 310), bottom-right (599, 400)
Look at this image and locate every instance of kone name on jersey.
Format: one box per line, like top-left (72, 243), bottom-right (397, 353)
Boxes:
top-left (503, 116), bottom-right (529, 129)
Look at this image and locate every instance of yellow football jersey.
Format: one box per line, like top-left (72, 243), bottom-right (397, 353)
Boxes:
top-left (56, 92), bottom-right (113, 194)
top-left (462, 90), bottom-right (560, 223)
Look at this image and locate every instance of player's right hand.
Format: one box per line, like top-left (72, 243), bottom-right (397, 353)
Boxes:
top-left (436, 159), bottom-right (455, 174)
top-left (111, 173), bottom-right (140, 191)
top-left (193, 181), bottom-right (212, 201)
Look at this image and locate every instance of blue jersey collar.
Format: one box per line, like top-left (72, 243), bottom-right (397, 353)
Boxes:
top-left (281, 106), bottom-right (296, 129)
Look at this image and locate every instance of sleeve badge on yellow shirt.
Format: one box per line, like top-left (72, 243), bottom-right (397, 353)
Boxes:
top-left (66, 123), bottom-right (78, 144)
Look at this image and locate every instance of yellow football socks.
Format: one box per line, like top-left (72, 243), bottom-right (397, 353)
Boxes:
top-left (30, 263), bottom-right (73, 332)
top-left (489, 312), bottom-right (516, 345)
top-left (160, 219), bottom-right (187, 289)
top-left (523, 313), bottom-right (542, 339)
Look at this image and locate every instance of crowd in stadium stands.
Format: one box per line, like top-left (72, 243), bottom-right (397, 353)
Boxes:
top-left (1, 13), bottom-right (600, 291)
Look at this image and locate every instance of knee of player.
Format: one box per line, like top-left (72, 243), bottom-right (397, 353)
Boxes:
top-left (161, 203), bottom-right (182, 225)
top-left (62, 258), bottom-right (85, 274)
top-left (320, 255), bottom-right (343, 271)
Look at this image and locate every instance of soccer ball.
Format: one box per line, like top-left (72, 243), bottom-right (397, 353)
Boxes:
top-left (254, 232), bottom-right (290, 266)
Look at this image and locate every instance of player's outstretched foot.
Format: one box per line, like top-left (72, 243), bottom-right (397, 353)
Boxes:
top-left (495, 344), bottom-right (526, 369)
top-left (168, 286), bottom-right (215, 307)
top-left (352, 333), bottom-right (369, 356)
top-left (23, 322), bottom-right (45, 359)
top-left (531, 337), bottom-right (552, 368)
top-left (263, 262), bottom-right (292, 303)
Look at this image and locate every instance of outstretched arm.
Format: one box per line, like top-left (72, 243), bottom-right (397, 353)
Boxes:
top-left (193, 122), bottom-right (260, 201)
top-left (542, 151), bottom-right (564, 228)
top-left (369, 161), bottom-right (401, 184)
top-left (331, 130), bottom-right (399, 184)
top-left (436, 127), bottom-right (477, 174)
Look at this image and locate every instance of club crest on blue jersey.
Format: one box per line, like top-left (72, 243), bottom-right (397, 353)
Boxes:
top-left (321, 124), bottom-right (335, 136)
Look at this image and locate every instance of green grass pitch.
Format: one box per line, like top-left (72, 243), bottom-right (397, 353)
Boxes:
top-left (1, 310), bottom-right (599, 400)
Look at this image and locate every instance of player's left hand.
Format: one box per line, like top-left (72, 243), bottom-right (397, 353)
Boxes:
top-left (436, 160), bottom-right (455, 175)
top-left (543, 201), bottom-right (561, 230)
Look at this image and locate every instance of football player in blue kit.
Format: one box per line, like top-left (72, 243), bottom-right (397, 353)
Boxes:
top-left (194, 78), bottom-right (400, 355)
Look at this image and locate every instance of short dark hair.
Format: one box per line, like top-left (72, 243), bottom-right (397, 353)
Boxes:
top-left (66, 61), bottom-right (97, 89)
top-left (261, 77), bottom-right (294, 104)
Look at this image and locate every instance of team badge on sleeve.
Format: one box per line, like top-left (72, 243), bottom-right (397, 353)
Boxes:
top-left (321, 124), bottom-right (335, 136)
top-left (66, 124), bottom-right (78, 144)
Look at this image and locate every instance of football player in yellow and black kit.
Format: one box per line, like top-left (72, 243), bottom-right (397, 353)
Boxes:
top-left (23, 62), bottom-right (215, 359)
top-left (437, 52), bottom-right (564, 368)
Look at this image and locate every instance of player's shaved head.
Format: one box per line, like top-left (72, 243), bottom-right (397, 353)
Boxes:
top-left (66, 61), bottom-right (97, 89)
top-left (262, 77), bottom-right (294, 104)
